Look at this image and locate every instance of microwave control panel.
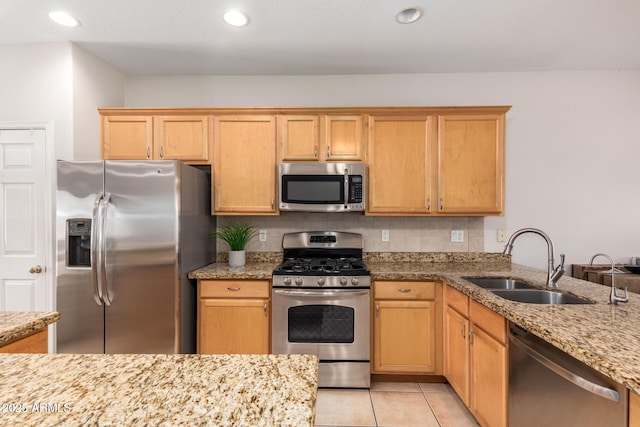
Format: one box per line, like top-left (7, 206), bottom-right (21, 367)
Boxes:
top-left (348, 175), bottom-right (364, 204)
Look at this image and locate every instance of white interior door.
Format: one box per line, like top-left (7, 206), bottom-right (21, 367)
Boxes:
top-left (0, 127), bottom-right (49, 311)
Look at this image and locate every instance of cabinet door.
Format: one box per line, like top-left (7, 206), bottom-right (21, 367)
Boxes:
top-left (199, 298), bottom-right (269, 354)
top-left (437, 114), bottom-right (505, 215)
top-left (373, 300), bottom-right (436, 373)
top-left (279, 115), bottom-right (320, 161)
top-left (324, 115), bottom-right (365, 161)
top-left (630, 391), bottom-right (640, 426)
top-left (102, 116), bottom-right (153, 160)
top-left (0, 328), bottom-right (48, 353)
top-left (470, 325), bottom-right (507, 427)
top-left (367, 116), bottom-right (434, 214)
top-left (444, 306), bottom-right (470, 406)
top-left (154, 116), bottom-right (209, 161)
top-left (213, 116), bottom-right (277, 214)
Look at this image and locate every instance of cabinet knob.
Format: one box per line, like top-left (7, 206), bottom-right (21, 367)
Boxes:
top-left (326, 146), bottom-right (330, 158)
top-left (159, 146), bottom-right (164, 158)
top-left (313, 146), bottom-right (318, 158)
top-left (398, 288), bottom-right (412, 293)
top-left (146, 146), bottom-right (151, 159)
top-left (227, 287), bottom-right (240, 291)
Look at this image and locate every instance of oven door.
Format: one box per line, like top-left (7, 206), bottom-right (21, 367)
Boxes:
top-left (272, 288), bottom-right (370, 361)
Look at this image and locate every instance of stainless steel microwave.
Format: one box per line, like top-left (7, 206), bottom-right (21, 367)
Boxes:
top-left (279, 162), bottom-right (366, 212)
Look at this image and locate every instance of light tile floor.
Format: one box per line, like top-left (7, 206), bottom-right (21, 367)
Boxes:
top-left (315, 382), bottom-right (479, 427)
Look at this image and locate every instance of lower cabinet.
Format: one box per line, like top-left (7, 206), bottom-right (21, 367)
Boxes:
top-left (444, 285), bottom-right (507, 427)
top-left (0, 328), bottom-right (48, 354)
top-left (373, 281), bottom-right (442, 374)
top-left (630, 391), bottom-right (640, 427)
top-left (198, 280), bottom-right (270, 354)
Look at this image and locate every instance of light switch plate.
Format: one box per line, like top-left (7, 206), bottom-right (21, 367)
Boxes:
top-left (451, 230), bottom-right (464, 242)
top-left (381, 230), bottom-right (390, 242)
top-left (259, 229), bottom-right (267, 242)
top-left (497, 229), bottom-right (506, 242)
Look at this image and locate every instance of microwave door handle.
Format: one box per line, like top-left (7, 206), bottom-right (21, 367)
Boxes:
top-left (344, 168), bottom-right (349, 209)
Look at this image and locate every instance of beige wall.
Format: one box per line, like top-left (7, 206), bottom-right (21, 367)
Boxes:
top-left (125, 71), bottom-right (640, 268)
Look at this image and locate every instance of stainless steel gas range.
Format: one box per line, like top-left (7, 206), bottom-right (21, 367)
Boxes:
top-left (271, 231), bottom-right (371, 388)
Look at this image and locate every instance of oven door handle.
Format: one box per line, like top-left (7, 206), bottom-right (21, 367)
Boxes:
top-left (274, 289), bottom-right (369, 297)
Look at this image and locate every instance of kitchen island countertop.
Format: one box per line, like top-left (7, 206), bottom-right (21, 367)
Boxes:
top-left (0, 311), bottom-right (60, 346)
top-left (0, 353), bottom-right (318, 426)
top-left (190, 254), bottom-right (640, 395)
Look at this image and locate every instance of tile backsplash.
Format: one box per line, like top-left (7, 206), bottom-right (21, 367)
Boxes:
top-left (216, 213), bottom-right (484, 253)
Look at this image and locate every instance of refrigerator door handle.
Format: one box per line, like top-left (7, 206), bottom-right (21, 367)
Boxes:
top-left (99, 193), bottom-right (113, 306)
top-left (91, 193), bottom-right (104, 305)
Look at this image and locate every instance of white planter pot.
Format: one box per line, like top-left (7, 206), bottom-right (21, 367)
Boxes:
top-left (228, 250), bottom-right (246, 267)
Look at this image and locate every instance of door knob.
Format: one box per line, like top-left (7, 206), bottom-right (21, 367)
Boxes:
top-left (29, 265), bottom-right (43, 274)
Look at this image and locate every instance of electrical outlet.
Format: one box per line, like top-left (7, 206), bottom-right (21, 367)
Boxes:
top-left (381, 230), bottom-right (390, 242)
top-left (497, 229), bottom-right (506, 242)
top-left (451, 230), bottom-right (464, 242)
top-left (259, 229), bottom-right (267, 242)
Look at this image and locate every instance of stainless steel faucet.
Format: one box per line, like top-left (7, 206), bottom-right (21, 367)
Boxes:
top-left (589, 253), bottom-right (629, 305)
top-left (503, 228), bottom-right (565, 288)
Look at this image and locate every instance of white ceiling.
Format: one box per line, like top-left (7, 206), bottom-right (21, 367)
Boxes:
top-left (2, 0), bottom-right (640, 75)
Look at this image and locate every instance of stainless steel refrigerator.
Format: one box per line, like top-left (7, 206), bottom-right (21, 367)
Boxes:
top-left (55, 160), bottom-right (215, 354)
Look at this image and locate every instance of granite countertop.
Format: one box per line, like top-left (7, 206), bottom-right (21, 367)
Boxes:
top-left (0, 353), bottom-right (318, 426)
top-left (0, 311), bottom-right (60, 346)
top-left (189, 252), bottom-right (640, 395)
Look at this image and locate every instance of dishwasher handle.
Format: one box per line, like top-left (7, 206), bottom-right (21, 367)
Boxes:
top-left (509, 332), bottom-right (620, 402)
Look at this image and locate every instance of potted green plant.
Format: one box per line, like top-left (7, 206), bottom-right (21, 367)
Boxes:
top-left (211, 224), bottom-right (256, 267)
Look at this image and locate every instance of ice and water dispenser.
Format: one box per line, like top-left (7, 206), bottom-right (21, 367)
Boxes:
top-left (67, 219), bottom-right (91, 267)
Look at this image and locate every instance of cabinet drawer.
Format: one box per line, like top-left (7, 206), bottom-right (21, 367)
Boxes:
top-left (470, 300), bottom-right (506, 345)
top-left (200, 280), bottom-right (270, 298)
top-left (445, 285), bottom-right (469, 317)
top-left (374, 281), bottom-right (436, 300)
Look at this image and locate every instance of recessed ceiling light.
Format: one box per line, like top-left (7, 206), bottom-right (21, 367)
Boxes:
top-left (223, 10), bottom-right (250, 27)
top-left (49, 10), bottom-right (81, 27)
top-left (395, 7), bottom-right (423, 24)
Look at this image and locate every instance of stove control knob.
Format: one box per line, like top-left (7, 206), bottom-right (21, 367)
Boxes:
top-left (283, 277), bottom-right (292, 286)
top-left (295, 277), bottom-right (303, 286)
top-left (317, 277), bottom-right (326, 286)
top-left (351, 277), bottom-right (359, 286)
top-left (340, 277), bottom-right (348, 286)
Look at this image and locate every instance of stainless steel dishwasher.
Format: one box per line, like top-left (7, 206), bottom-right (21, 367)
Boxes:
top-left (509, 323), bottom-right (628, 426)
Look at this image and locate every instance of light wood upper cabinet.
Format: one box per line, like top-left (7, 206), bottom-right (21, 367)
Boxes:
top-left (197, 280), bottom-right (270, 355)
top-left (437, 114), bottom-right (505, 215)
top-left (373, 281), bottom-right (443, 374)
top-left (367, 110), bottom-right (507, 216)
top-left (101, 113), bottom-right (210, 163)
top-left (278, 115), bottom-right (320, 160)
top-left (324, 115), bottom-right (365, 161)
top-left (213, 115), bottom-right (278, 215)
top-left (279, 115), bottom-right (365, 162)
top-left (154, 116), bottom-right (209, 161)
top-left (367, 115), bottom-right (434, 214)
top-left (102, 115), bottom-right (153, 160)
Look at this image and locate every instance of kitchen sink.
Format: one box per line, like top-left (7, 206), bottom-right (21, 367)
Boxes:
top-left (491, 289), bottom-right (594, 305)
top-left (465, 277), bottom-right (537, 290)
